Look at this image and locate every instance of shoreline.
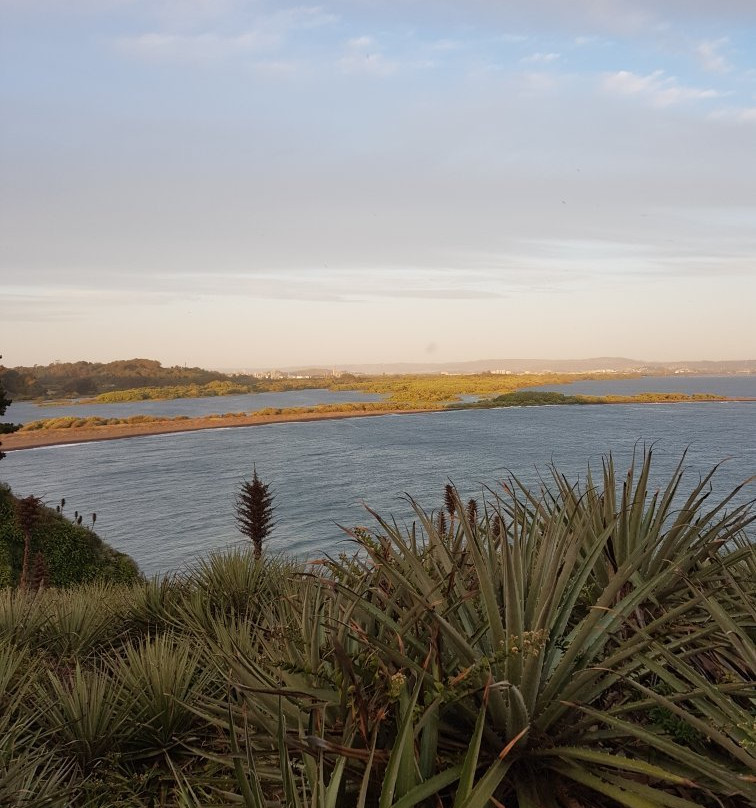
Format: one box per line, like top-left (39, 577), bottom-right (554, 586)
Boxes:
top-left (3, 396), bottom-right (755, 452)
top-left (1, 407), bottom-right (435, 451)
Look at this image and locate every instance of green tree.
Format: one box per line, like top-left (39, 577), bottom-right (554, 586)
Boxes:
top-left (0, 355), bottom-right (21, 461)
top-left (235, 468), bottom-right (275, 560)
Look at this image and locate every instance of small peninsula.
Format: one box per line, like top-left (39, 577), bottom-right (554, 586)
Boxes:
top-left (3, 390), bottom-right (752, 451)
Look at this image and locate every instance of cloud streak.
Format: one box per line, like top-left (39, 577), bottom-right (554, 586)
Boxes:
top-left (696, 38), bottom-right (733, 73)
top-left (2, 0), bottom-right (756, 363)
top-left (601, 69), bottom-right (722, 106)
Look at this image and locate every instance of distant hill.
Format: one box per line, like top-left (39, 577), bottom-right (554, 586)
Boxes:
top-left (1, 358), bottom-right (231, 400)
top-left (264, 357), bottom-right (756, 376)
top-left (4, 357), bottom-right (754, 402)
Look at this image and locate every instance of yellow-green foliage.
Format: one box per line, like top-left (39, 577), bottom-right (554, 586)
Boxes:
top-left (454, 390), bottom-right (586, 408)
top-left (41, 371), bottom-right (640, 409)
top-left (2, 357), bottom-right (233, 400)
top-left (254, 400), bottom-right (435, 417)
top-left (21, 414), bottom-right (192, 431)
top-left (93, 379), bottom-right (251, 403)
top-left (579, 392), bottom-right (724, 404)
top-left (329, 371), bottom-right (636, 403)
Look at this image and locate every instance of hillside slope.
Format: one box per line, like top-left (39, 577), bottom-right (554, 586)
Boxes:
top-left (0, 484), bottom-right (141, 587)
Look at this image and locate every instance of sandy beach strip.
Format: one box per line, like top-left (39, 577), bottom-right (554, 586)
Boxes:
top-left (1, 408), bottom-right (435, 451)
top-left (4, 396), bottom-right (753, 452)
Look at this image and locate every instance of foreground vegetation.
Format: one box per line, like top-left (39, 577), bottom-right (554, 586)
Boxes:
top-left (2, 451), bottom-right (754, 807)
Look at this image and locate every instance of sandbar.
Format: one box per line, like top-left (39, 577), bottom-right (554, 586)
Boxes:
top-left (1, 408), bottom-right (433, 451)
top-left (3, 396), bottom-right (753, 452)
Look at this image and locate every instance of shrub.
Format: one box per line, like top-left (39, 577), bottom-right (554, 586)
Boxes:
top-left (0, 485), bottom-right (141, 587)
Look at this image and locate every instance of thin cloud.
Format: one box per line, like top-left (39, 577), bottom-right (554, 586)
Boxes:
top-left (515, 70), bottom-right (561, 95)
top-left (338, 36), bottom-right (399, 77)
top-left (708, 106), bottom-right (756, 123)
top-left (696, 38), bottom-right (732, 74)
top-left (115, 30), bottom-right (280, 61)
top-left (114, 5), bottom-right (337, 62)
top-left (601, 69), bottom-right (721, 107)
top-left (520, 51), bottom-right (560, 64)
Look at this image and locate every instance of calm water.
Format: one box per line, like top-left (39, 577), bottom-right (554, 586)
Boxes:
top-left (2, 402), bottom-right (754, 576)
top-left (531, 374), bottom-right (756, 397)
top-left (6, 389), bottom-right (383, 423)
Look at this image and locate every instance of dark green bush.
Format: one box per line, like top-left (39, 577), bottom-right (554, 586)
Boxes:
top-left (0, 485), bottom-right (141, 587)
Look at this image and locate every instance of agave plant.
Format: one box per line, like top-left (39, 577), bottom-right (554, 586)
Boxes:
top-left (0, 749), bottom-right (74, 808)
top-left (40, 584), bottom-right (126, 657)
top-left (38, 662), bottom-right (130, 768)
top-left (0, 589), bottom-right (47, 649)
top-left (204, 452), bottom-right (755, 807)
top-left (547, 448), bottom-right (755, 596)
top-left (188, 547), bottom-right (296, 620)
top-left (112, 632), bottom-right (217, 759)
top-left (187, 567), bottom-right (389, 804)
top-left (123, 574), bottom-right (189, 637)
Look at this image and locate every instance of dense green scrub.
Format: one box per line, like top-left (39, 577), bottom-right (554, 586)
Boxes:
top-left (0, 485), bottom-right (141, 587)
top-left (92, 380), bottom-right (252, 402)
top-left (450, 390), bottom-right (587, 408)
top-left (1, 452), bottom-right (754, 807)
top-left (329, 372), bottom-right (631, 403)
top-left (0, 358), bottom-right (233, 400)
top-left (451, 390), bottom-right (729, 410)
top-left (8, 361), bottom-right (639, 407)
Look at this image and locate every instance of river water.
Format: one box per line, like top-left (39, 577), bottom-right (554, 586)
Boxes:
top-left (2, 377), bottom-right (754, 576)
top-left (5, 389), bottom-right (383, 423)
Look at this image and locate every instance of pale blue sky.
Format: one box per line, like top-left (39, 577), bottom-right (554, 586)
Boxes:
top-left (1, 0), bottom-right (755, 367)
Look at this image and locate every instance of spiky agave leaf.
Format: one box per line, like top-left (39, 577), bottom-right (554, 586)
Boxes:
top-left (38, 661), bottom-right (131, 767)
top-left (40, 584), bottom-right (127, 658)
top-left (123, 574), bottom-right (189, 638)
top-left (328, 453), bottom-right (756, 807)
top-left (0, 589), bottom-right (47, 649)
top-left (187, 548), bottom-right (295, 621)
top-left (547, 447), bottom-right (755, 595)
top-left (111, 632), bottom-right (219, 760)
top-left (0, 750), bottom-right (75, 808)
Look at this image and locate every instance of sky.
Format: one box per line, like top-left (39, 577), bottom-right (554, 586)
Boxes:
top-left (1, 0), bottom-right (755, 369)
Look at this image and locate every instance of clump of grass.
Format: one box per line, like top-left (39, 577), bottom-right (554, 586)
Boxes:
top-left (112, 632), bottom-right (216, 758)
top-left (40, 584), bottom-right (127, 657)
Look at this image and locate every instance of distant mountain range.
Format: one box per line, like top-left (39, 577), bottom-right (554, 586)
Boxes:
top-left (222, 357), bottom-right (756, 376)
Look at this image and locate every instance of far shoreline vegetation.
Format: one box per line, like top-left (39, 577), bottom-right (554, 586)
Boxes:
top-left (1, 357), bottom-right (754, 451)
top-left (2, 357), bottom-right (754, 406)
top-left (3, 390), bottom-right (753, 452)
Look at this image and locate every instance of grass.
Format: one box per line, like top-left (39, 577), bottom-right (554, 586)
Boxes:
top-left (0, 450), bottom-right (754, 806)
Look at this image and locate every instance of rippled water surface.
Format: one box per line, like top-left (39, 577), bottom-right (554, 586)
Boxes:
top-left (2, 401), bottom-right (754, 576)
